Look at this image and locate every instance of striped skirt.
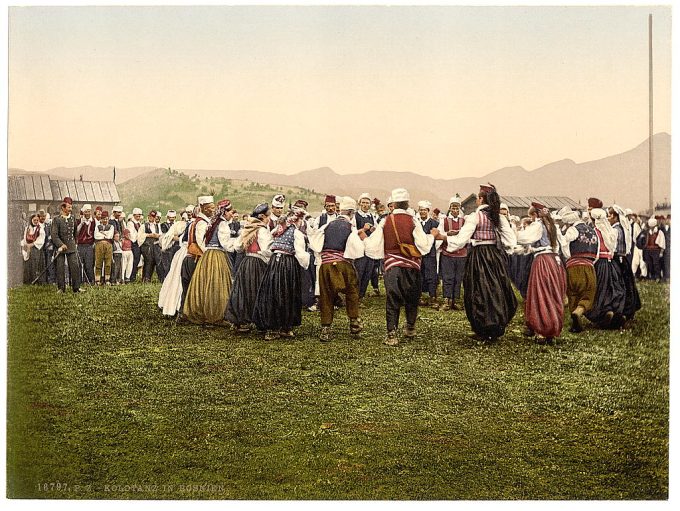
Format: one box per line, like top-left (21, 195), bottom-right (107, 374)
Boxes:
top-left (525, 253), bottom-right (567, 338)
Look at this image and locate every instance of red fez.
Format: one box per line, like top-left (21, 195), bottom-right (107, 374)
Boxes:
top-left (479, 183), bottom-right (496, 194)
top-left (217, 199), bottom-right (232, 210)
top-left (372, 197), bottom-right (381, 206)
top-left (101, 210), bottom-right (109, 218)
top-left (148, 211), bottom-right (157, 218)
top-left (294, 199), bottom-right (309, 209)
top-left (587, 197), bottom-right (603, 209)
top-left (95, 205), bottom-right (103, 211)
top-left (62, 197), bottom-right (73, 205)
top-left (433, 208), bottom-right (441, 215)
top-left (324, 195), bottom-right (336, 204)
top-left (531, 201), bottom-right (547, 211)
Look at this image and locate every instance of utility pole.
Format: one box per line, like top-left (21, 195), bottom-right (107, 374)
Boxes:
top-left (648, 13), bottom-right (654, 216)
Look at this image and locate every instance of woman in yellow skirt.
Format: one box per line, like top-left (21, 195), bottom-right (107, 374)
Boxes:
top-left (184, 199), bottom-right (236, 325)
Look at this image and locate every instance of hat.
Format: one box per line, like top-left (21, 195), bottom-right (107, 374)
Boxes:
top-left (252, 203), bottom-right (270, 217)
top-left (587, 197), bottom-right (603, 209)
top-left (166, 210), bottom-right (176, 217)
top-left (95, 205), bottom-right (103, 212)
top-left (112, 205), bottom-right (123, 213)
top-left (123, 228), bottom-right (130, 236)
top-left (582, 211), bottom-right (590, 220)
top-left (550, 210), bottom-right (562, 221)
top-left (324, 194), bottom-right (336, 204)
top-left (372, 197), bottom-right (382, 207)
top-left (560, 209), bottom-right (580, 225)
top-left (449, 195), bottom-right (462, 205)
top-left (82, 204), bottom-right (92, 212)
top-left (648, 218), bottom-right (658, 228)
top-left (590, 208), bottom-right (606, 220)
top-left (479, 183), bottom-right (496, 194)
top-left (530, 201), bottom-right (547, 211)
top-left (101, 210), bottom-right (109, 218)
top-left (271, 194), bottom-right (286, 208)
top-left (358, 192), bottom-right (371, 201)
top-left (433, 208), bottom-right (441, 215)
top-left (148, 211), bottom-right (157, 218)
top-left (185, 204), bottom-right (195, 213)
top-left (391, 188), bottom-right (410, 202)
top-left (624, 208), bottom-right (634, 216)
top-left (293, 199), bottom-right (309, 209)
top-left (217, 199), bottom-right (232, 211)
top-left (198, 196), bottom-right (214, 205)
top-left (339, 196), bottom-right (357, 211)
top-left (417, 200), bottom-right (431, 210)
top-left (62, 197), bottom-right (73, 205)
top-left (132, 207), bottom-right (143, 215)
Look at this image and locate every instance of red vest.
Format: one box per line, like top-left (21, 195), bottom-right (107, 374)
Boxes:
top-left (76, 219), bottom-right (95, 245)
top-left (441, 216), bottom-right (467, 257)
top-left (383, 214), bottom-right (417, 255)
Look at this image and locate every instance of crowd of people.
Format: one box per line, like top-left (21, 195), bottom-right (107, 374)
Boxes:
top-left (21, 185), bottom-right (671, 345)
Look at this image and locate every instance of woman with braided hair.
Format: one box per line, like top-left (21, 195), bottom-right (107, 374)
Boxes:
top-left (252, 205), bottom-right (311, 340)
top-left (516, 202), bottom-right (567, 344)
top-left (433, 183), bottom-right (517, 342)
top-left (225, 203), bottom-right (273, 333)
top-left (183, 198), bottom-right (236, 325)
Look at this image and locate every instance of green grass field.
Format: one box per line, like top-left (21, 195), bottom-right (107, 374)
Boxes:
top-left (7, 280), bottom-right (669, 500)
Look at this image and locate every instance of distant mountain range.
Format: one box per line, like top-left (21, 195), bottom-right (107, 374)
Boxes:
top-left (8, 133), bottom-right (671, 212)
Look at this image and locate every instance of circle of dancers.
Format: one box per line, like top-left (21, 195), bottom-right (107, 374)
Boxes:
top-left (24, 185), bottom-right (670, 345)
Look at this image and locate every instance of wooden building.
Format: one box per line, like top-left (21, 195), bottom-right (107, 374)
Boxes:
top-left (7, 174), bottom-right (120, 288)
top-left (459, 194), bottom-right (584, 219)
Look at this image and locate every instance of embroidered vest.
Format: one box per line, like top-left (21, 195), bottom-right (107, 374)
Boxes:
top-left (271, 225), bottom-right (296, 254)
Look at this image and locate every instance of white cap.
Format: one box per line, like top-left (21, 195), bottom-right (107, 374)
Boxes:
top-left (648, 218), bottom-right (658, 228)
top-left (167, 210), bottom-right (176, 217)
top-left (185, 204), bottom-right (194, 213)
top-left (449, 195), bottom-right (462, 205)
top-left (271, 194), bottom-right (286, 208)
top-left (589, 208), bottom-right (606, 220)
top-left (390, 188), bottom-right (410, 202)
top-left (550, 210), bottom-right (561, 221)
top-left (358, 192), bottom-right (371, 201)
top-left (561, 209), bottom-right (580, 225)
top-left (624, 208), bottom-right (634, 216)
top-left (339, 196), bottom-right (357, 211)
top-left (198, 195), bottom-right (214, 205)
top-left (82, 204), bottom-right (92, 212)
top-left (499, 203), bottom-right (508, 211)
top-left (417, 200), bottom-right (431, 210)
top-left (112, 205), bottom-right (123, 213)
top-left (582, 211), bottom-right (590, 220)
top-left (132, 207), bottom-right (143, 215)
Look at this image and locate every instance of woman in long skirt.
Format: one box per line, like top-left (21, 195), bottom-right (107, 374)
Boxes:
top-left (22, 213), bottom-right (47, 285)
top-left (225, 203), bottom-right (273, 332)
top-left (517, 203), bottom-right (567, 343)
top-left (157, 219), bottom-right (188, 316)
top-left (252, 208), bottom-right (310, 340)
top-left (608, 205), bottom-right (641, 324)
top-left (434, 183), bottom-right (517, 341)
top-left (184, 199), bottom-right (236, 325)
top-left (585, 208), bottom-right (626, 329)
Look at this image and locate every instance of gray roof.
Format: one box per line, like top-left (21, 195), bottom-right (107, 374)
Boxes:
top-left (461, 194), bottom-right (583, 211)
top-left (8, 175), bottom-right (120, 203)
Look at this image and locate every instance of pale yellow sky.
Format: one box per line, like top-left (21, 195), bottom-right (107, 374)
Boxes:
top-left (7, 4), bottom-right (672, 178)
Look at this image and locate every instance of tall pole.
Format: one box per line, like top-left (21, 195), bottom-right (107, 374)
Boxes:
top-left (648, 13), bottom-right (654, 216)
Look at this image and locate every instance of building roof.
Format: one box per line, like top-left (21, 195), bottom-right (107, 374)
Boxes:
top-left (8, 175), bottom-right (120, 203)
top-left (461, 194), bottom-right (583, 211)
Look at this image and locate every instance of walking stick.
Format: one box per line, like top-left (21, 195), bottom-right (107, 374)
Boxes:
top-left (75, 249), bottom-right (93, 286)
top-left (31, 251), bottom-right (61, 285)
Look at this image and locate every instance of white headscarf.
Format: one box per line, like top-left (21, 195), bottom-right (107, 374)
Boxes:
top-left (612, 204), bottom-right (631, 254)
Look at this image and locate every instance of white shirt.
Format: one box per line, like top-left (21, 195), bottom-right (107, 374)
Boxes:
top-left (363, 209), bottom-right (434, 260)
top-left (94, 224), bottom-right (114, 241)
top-left (445, 205), bottom-right (516, 253)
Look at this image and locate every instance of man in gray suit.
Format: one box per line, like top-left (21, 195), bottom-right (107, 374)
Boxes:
top-left (51, 197), bottom-right (82, 293)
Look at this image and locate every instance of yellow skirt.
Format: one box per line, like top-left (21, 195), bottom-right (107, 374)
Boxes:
top-left (184, 249), bottom-right (233, 324)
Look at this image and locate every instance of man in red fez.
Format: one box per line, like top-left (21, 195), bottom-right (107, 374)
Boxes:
top-left (52, 197), bottom-right (82, 292)
top-left (94, 210), bottom-right (114, 284)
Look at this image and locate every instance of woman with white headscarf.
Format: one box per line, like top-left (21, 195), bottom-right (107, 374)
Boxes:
top-left (609, 205), bottom-right (641, 323)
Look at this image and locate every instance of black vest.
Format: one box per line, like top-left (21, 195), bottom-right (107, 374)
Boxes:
top-left (322, 218), bottom-right (352, 251)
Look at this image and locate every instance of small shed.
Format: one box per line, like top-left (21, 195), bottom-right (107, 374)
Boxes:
top-left (460, 194), bottom-right (584, 219)
top-left (7, 174), bottom-right (121, 288)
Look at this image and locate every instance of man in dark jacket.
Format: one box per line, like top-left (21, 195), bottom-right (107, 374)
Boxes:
top-left (51, 197), bottom-right (82, 293)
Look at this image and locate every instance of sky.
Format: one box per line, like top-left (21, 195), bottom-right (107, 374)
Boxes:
top-left (6, 3), bottom-right (673, 179)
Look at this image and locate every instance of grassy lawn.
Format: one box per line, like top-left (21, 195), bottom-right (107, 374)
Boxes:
top-left (6, 280), bottom-right (669, 499)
